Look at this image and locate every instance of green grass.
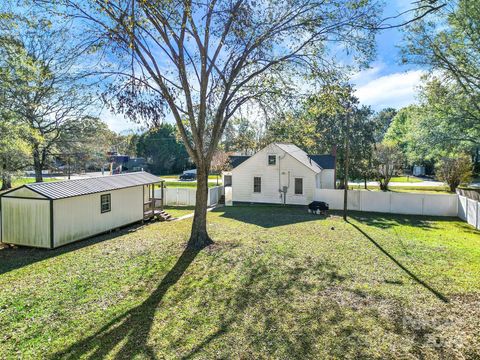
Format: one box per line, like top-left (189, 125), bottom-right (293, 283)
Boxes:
top-left (161, 181), bottom-right (220, 188)
top-left (11, 177), bottom-right (59, 187)
top-left (1, 206), bottom-right (479, 359)
top-left (163, 206), bottom-right (195, 218)
top-left (389, 176), bottom-right (423, 183)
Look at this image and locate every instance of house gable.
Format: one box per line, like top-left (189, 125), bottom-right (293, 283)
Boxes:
top-left (231, 143), bottom-right (321, 174)
top-left (1, 186), bottom-right (48, 199)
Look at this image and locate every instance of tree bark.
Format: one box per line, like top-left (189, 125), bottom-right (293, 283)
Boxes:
top-left (33, 146), bottom-right (44, 182)
top-left (1, 172), bottom-right (12, 191)
top-left (343, 112), bottom-right (350, 221)
top-left (188, 164), bottom-right (213, 249)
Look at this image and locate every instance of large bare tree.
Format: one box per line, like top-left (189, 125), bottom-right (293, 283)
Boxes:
top-left (38, 0), bottom-right (444, 248)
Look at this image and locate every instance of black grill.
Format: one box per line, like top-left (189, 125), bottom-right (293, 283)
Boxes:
top-left (308, 201), bottom-right (329, 213)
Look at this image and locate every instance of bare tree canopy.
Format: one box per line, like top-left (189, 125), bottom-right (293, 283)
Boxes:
top-left (33, 0), bottom-right (445, 247)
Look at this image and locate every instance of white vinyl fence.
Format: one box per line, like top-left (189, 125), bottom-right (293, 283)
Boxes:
top-left (155, 186), bottom-right (223, 207)
top-left (314, 189), bottom-right (458, 217)
top-left (457, 195), bottom-right (480, 229)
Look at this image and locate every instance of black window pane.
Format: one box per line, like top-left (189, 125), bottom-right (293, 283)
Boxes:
top-left (268, 155), bottom-right (276, 165)
top-left (101, 194), bottom-right (111, 213)
top-left (295, 178), bottom-right (303, 195)
top-left (253, 177), bottom-right (261, 193)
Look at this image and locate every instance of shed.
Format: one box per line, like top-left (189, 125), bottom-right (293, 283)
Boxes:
top-left (0, 172), bottom-right (164, 249)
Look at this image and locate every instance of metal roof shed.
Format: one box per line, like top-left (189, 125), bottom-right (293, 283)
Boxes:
top-left (0, 172), bottom-right (163, 249)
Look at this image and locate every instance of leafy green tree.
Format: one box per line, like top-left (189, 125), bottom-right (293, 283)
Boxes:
top-left (136, 124), bottom-right (190, 175)
top-left (0, 19), bottom-right (95, 182)
top-left (268, 84), bottom-right (376, 188)
top-left (435, 155), bottom-right (472, 192)
top-left (372, 107), bottom-right (397, 142)
top-left (372, 143), bottom-right (405, 191)
top-left (0, 115), bottom-right (32, 190)
top-left (402, 0), bottom-right (480, 171)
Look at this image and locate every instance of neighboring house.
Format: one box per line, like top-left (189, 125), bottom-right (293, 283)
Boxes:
top-left (223, 143), bottom-right (336, 205)
top-left (0, 172), bottom-right (163, 249)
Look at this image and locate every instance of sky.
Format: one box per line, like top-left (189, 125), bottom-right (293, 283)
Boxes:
top-left (103, 0), bottom-right (427, 133)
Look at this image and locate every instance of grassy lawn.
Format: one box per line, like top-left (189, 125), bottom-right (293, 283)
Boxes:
top-left (389, 176), bottom-right (423, 183)
top-left (1, 206), bottom-right (479, 359)
top-left (163, 206), bottom-right (196, 218)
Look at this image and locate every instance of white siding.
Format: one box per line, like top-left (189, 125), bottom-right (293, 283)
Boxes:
top-left (231, 144), bottom-right (318, 205)
top-left (1, 197), bottom-right (51, 248)
top-left (319, 169), bottom-right (335, 189)
top-left (53, 186), bottom-right (143, 247)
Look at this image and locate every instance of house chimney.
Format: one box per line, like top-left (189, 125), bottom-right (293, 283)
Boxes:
top-left (331, 145), bottom-right (337, 157)
top-left (331, 145), bottom-right (337, 189)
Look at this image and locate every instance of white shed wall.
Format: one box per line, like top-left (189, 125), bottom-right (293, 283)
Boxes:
top-left (1, 197), bottom-right (51, 248)
top-left (53, 186), bottom-right (143, 247)
top-left (231, 144), bottom-right (318, 205)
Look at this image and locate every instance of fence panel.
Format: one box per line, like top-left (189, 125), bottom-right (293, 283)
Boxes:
top-left (423, 194), bottom-right (458, 216)
top-left (467, 198), bottom-right (478, 228)
top-left (314, 189), bottom-right (458, 217)
top-left (155, 186), bottom-right (223, 206)
top-left (360, 191), bottom-right (390, 213)
top-left (458, 196), bottom-right (467, 220)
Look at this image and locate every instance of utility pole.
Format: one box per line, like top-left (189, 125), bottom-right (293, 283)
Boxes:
top-left (343, 107), bottom-right (351, 221)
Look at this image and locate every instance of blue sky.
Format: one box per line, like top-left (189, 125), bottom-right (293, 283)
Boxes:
top-left (103, 0), bottom-right (427, 133)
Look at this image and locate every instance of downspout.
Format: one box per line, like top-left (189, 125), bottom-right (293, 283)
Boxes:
top-left (278, 151), bottom-right (287, 204)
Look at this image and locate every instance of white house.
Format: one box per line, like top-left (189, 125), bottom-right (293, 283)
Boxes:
top-left (223, 143), bottom-right (336, 205)
top-left (0, 172), bottom-right (163, 249)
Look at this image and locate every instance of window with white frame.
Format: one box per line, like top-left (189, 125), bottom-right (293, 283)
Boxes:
top-left (101, 194), bottom-right (111, 213)
top-left (294, 178), bottom-right (303, 195)
top-left (253, 177), bottom-right (262, 193)
top-left (268, 155), bottom-right (276, 166)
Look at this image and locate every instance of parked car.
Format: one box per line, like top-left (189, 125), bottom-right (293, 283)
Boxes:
top-left (179, 173), bottom-right (196, 181)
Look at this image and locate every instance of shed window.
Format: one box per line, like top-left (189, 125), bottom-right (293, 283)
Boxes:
top-left (253, 177), bottom-right (261, 193)
top-left (294, 178), bottom-right (303, 195)
top-left (101, 194), bottom-right (111, 213)
top-left (224, 175), bottom-right (232, 186)
top-left (268, 155), bottom-right (276, 166)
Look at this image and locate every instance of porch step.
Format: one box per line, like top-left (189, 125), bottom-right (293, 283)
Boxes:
top-left (219, 195), bottom-right (225, 205)
top-left (143, 210), bottom-right (176, 222)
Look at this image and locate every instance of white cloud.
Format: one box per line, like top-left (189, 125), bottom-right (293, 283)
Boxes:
top-left (354, 70), bottom-right (424, 110)
top-left (98, 108), bottom-right (142, 134)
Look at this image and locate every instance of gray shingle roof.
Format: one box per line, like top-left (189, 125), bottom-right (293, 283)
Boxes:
top-left (274, 143), bottom-right (322, 173)
top-left (308, 155), bottom-right (336, 170)
top-left (24, 172), bottom-right (162, 200)
top-left (228, 155), bottom-right (251, 168)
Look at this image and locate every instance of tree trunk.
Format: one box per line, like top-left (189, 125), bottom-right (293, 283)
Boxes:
top-left (188, 165), bottom-right (213, 249)
top-left (343, 112), bottom-right (350, 221)
top-left (364, 177), bottom-right (367, 190)
top-left (33, 146), bottom-right (43, 182)
top-left (1, 172), bottom-right (12, 190)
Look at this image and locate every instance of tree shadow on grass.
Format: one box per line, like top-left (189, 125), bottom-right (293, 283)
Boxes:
top-left (345, 211), bottom-right (443, 230)
top-left (181, 256), bottom-right (349, 359)
top-left (217, 204), bottom-right (322, 228)
top-left (49, 244), bottom-right (204, 360)
top-left (0, 223), bottom-right (146, 276)
top-left (347, 219), bottom-right (449, 303)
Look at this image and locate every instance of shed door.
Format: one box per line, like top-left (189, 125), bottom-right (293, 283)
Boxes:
top-left (1, 198), bottom-right (51, 248)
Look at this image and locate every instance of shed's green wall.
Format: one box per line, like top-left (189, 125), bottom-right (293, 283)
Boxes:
top-left (1, 198), bottom-right (50, 248)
